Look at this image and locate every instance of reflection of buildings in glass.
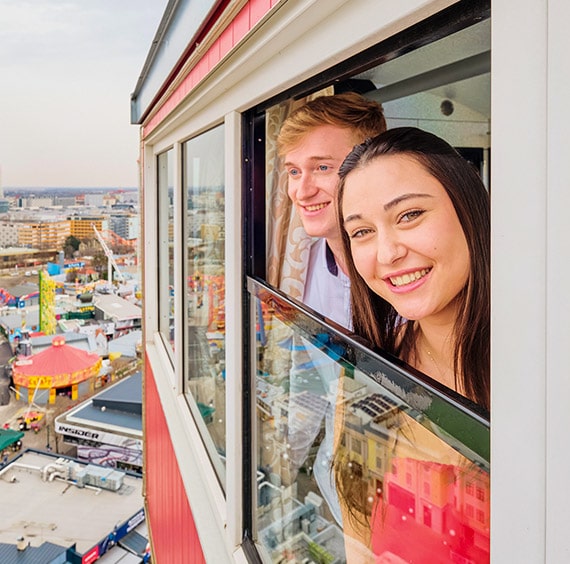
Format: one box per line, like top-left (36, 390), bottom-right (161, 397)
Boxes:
top-left (187, 186), bottom-right (225, 265)
top-left (256, 316), bottom-right (293, 388)
top-left (383, 458), bottom-right (490, 537)
top-left (256, 375), bottom-right (345, 563)
top-left (186, 320), bottom-right (226, 454)
top-left (258, 491), bottom-right (346, 564)
top-left (185, 201), bottom-right (227, 453)
top-left (337, 389), bottom-right (490, 561)
top-left (256, 378), bottom-right (286, 421)
top-left (256, 385), bottom-right (327, 487)
top-left (254, 305), bottom-right (485, 561)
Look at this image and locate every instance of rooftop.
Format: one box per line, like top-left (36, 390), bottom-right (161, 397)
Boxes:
top-left (0, 450), bottom-right (144, 556)
top-left (62, 372), bottom-right (143, 434)
top-left (94, 294), bottom-right (142, 321)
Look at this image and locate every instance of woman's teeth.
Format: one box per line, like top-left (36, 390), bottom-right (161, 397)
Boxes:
top-left (390, 268), bottom-right (430, 287)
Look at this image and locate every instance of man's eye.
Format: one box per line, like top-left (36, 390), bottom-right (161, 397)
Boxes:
top-left (317, 164), bottom-right (330, 172)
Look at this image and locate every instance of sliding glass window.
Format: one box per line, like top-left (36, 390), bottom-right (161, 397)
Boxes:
top-left (251, 281), bottom-right (489, 563)
top-left (251, 6), bottom-right (490, 562)
top-left (183, 125), bottom-right (226, 486)
top-left (157, 149), bottom-right (174, 357)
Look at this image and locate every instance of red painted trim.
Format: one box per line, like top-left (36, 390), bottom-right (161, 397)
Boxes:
top-left (144, 356), bottom-right (206, 563)
top-left (143, 0), bottom-right (275, 137)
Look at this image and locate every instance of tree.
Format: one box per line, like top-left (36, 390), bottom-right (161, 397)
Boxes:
top-left (64, 236), bottom-right (81, 259)
top-left (91, 252), bottom-right (108, 280)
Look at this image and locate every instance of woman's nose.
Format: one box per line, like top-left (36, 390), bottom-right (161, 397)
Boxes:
top-left (376, 230), bottom-right (405, 265)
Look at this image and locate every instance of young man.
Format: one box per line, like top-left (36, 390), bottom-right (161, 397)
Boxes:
top-left (276, 93), bottom-right (386, 526)
top-left (277, 92), bottom-right (386, 328)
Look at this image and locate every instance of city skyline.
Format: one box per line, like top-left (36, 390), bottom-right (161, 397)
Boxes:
top-left (0, 0), bottom-right (166, 189)
top-left (3, 186), bottom-right (138, 193)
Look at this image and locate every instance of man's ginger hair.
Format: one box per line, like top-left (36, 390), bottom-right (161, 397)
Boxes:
top-left (277, 92), bottom-right (386, 157)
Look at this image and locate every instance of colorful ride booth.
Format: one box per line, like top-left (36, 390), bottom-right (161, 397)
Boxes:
top-left (12, 335), bottom-right (102, 405)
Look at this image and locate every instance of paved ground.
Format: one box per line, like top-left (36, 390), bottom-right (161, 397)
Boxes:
top-left (0, 391), bottom-right (78, 462)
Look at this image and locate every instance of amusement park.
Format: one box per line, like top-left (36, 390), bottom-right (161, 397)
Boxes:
top-left (0, 222), bottom-right (142, 458)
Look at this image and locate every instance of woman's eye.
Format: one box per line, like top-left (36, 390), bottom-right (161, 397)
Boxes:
top-left (350, 227), bottom-right (372, 239)
top-left (400, 209), bottom-right (424, 223)
top-left (288, 168), bottom-right (300, 177)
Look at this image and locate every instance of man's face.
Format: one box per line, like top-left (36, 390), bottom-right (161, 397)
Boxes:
top-left (284, 125), bottom-right (356, 242)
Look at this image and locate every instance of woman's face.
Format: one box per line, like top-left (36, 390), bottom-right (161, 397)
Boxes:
top-left (342, 154), bottom-right (470, 324)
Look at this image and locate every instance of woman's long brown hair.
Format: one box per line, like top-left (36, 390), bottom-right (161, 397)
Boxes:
top-left (337, 127), bottom-right (490, 410)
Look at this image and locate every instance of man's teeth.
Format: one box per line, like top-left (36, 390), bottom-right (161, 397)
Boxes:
top-left (304, 203), bottom-right (328, 212)
top-left (390, 269), bottom-right (429, 287)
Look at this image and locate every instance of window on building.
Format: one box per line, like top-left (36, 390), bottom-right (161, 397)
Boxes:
top-left (183, 125), bottom-right (226, 485)
top-left (157, 149), bottom-right (174, 356)
top-left (249, 7), bottom-right (490, 561)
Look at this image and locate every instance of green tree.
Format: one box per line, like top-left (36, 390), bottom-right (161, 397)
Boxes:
top-left (91, 252), bottom-right (108, 280)
top-left (64, 235), bottom-right (81, 258)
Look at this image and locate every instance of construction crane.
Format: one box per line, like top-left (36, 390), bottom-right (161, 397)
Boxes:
top-left (92, 224), bottom-right (125, 283)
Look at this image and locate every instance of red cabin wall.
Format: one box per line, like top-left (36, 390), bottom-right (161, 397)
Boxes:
top-left (144, 356), bottom-right (206, 563)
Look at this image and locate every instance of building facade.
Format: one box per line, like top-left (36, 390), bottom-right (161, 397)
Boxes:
top-left (132, 0), bottom-right (570, 562)
top-left (17, 220), bottom-right (71, 250)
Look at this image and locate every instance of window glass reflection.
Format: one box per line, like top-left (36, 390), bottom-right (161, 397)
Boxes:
top-left (253, 291), bottom-right (489, 563)
top-left (157, 149), bottom-right (174, 354)
top-left (184, 125), bottom-right (226, 483)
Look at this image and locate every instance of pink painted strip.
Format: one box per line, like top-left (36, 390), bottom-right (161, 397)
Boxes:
top-left (143, 0), bottom-right (276, 137)
top-left (250, 0), bottom-right (272, 25)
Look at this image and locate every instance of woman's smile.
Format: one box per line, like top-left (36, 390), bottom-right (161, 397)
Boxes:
top-left (342, 154), bottom-right (470, 323)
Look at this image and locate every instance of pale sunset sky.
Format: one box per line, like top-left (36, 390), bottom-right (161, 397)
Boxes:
top-left (0, 0), bottom-right (167, 189)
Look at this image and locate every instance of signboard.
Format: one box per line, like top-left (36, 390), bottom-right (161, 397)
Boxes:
top-left (91, 509), bottom-right (145, 560)
top-left (81, 545), bottom-right (99, 564)
top-left (55, 421), bottom-right (143, 449)
top-left (27, 376), bottom-right (53, 388)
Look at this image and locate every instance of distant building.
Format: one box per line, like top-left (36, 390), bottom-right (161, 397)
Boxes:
top-left (109, 213), bottom-right (139, 241)
top-left (17, 196), bottom-right (54, 208)
top-left (55, 372), bottom-right (143, 473)
top-left (68, 215), bottom-right (107, 239)
top-left (0, 247), bottom-right (59, 270)
top-left (53, 195), bottom-right (77, 207)
top-left (0, 220), bottom-right (19, 247)
top-left (17, 219), bottom-right (71, 250)
top-left (16, 195), bottom-right (55, 208)
top-left (84, 193), bottom-right (105, 207)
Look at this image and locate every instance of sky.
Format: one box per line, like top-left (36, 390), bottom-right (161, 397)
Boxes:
top-left (0, 0), bottom-right (168, 189)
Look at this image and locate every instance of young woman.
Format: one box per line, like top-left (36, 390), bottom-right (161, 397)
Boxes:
top-left (333, 127), bottom-right (491, 562)
top-left (337, 126), bottom-right (490, 410)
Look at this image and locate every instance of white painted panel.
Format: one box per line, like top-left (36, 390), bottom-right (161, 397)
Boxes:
top-left (545, 0), bottom-right (570, 561)
top-left (491, 1), bottom-right (547, 561)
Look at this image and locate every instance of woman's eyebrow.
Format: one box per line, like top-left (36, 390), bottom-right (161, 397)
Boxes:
top-left (383, 192), bottom-right (433, 211)
top-left (343, 192), bottom-right (434, 224)
top-left (343, 213), bottom-right (362, 225)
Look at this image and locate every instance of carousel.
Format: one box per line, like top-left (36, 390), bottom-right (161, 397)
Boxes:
top-left (12, 335), bottom-right (102, 404)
